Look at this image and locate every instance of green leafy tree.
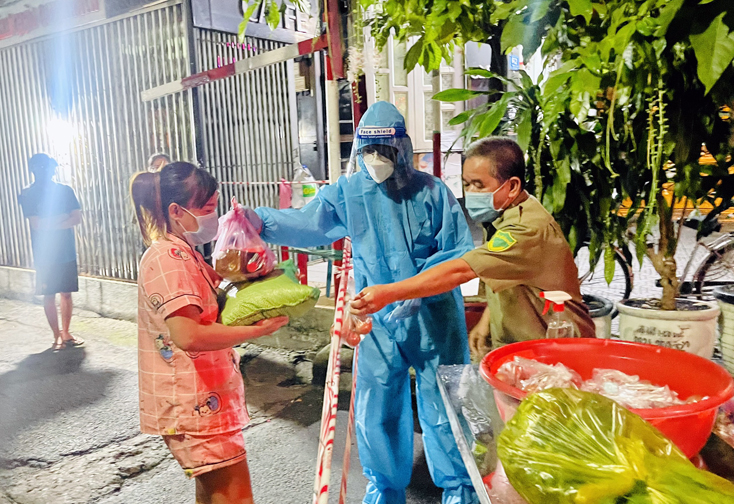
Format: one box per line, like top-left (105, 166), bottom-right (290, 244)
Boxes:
top-left (358, 0), bottom-right (498, 70)
top-left (363, 0), bottom-right (734, 310)
top-left (239, 0), bottom-right (312, 36)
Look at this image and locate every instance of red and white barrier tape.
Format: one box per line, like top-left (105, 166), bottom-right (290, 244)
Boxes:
top-left (338, 343), bottom-right (359, 504)
top-left (313, 239), bottom-right (352, 504)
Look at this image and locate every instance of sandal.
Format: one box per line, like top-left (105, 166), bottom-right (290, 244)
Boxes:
top-left (62, 335), bottom-right (85, 347)
top-left (52, 341), bottom-right (67, 352)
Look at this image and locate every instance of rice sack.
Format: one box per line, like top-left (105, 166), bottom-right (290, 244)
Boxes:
top-left (221, 260), bottom-right (320, 326)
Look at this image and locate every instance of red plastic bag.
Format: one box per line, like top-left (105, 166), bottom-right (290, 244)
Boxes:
top-left (213, 197), bottom-right (277, 283)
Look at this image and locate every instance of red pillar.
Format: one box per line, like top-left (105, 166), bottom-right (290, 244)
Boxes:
top-left (298, 252), bottom-right (309, 285)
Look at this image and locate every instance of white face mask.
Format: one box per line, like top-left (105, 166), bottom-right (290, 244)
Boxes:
top-left (181, 208), bottom-right (219, 246)
top-left (361, 151), bottom-right (395, 183)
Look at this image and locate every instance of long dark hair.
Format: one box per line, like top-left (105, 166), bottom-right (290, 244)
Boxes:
top-left (130, 162), bottom-right (218, 245)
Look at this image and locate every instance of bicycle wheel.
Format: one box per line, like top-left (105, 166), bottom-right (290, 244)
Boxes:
top-left (575, 246), bottom-right (633, 317)
top-left (693, 241), bottom-right (734, 297)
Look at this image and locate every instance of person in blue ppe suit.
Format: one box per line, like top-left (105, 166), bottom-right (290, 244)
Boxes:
top-left (249, 102), bottom-right (478, 504)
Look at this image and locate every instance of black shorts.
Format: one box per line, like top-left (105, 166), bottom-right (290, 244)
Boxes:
top-left (35, 260), bottom-right (79, 296)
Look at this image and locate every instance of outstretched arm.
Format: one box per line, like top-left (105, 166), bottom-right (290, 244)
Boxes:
top-left (350, 258), bottom-right (477, 315)
top-left (255, 184), bottom-right (348, 248)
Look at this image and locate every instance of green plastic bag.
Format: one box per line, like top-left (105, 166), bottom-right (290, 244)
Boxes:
top-left (497, 388), bottom-right (734, 504)
top-left (221, 260), bottom-right (320, 326)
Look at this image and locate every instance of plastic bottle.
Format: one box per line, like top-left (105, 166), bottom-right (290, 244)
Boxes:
top-left (291, 163), bottom-right (318, 209)
top-left (540, 291), bottom-right (576, 339)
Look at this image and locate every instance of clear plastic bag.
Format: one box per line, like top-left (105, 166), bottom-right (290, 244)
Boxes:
top-left (580, 368), bottom-right (685, 409)
top-left (341, 277), bottom-right (372, 347)
top-left (213, 197), bottom-right (277, 283)
top-left (457, 366), bottom-right (499, 476)
top-left (343, 306), bottom-right (372, 347)
top-left (498, 388), bottom-right (734, 504)
top-left (496, 357), bottom-right (583, 394)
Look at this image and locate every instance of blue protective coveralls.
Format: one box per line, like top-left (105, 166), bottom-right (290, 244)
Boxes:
top-left (255, 102), bottom-right (478, 504)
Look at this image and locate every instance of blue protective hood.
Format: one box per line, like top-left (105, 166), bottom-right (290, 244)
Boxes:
top-left (354, 101), bottom-right (414, 189)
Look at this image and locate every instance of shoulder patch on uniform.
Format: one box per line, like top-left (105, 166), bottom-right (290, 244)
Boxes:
top-left (488, 230), bottom-right (517, 252)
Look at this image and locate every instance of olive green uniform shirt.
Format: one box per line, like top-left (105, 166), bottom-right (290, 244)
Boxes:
top-left (462, 196), bottom-right (595, 348)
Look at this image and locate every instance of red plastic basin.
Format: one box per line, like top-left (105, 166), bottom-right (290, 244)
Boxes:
top-left (480, 338), bottom-right (734, 458)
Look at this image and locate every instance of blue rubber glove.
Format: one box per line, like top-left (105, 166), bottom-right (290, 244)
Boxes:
top-left (243, 206), bottom-right (263, 234)
top-left (385, 298), bottom-right (422, 324)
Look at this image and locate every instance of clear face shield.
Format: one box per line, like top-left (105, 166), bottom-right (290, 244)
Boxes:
top-left (347, 125), bottom-right (414, 189)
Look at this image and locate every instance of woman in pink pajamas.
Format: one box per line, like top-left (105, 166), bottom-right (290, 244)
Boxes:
top-left (130, 162), bottom-right (287, 503)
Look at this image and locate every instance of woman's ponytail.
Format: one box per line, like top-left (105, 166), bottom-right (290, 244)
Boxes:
top-left (130, 171), bottom-right (165, 245)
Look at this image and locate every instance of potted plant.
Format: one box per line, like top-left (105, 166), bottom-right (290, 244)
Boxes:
top-left (360, 0), bottom-right (734, 356)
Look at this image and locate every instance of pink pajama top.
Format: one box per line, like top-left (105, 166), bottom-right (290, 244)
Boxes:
top-left (137, 234), bottom-right (248, 435)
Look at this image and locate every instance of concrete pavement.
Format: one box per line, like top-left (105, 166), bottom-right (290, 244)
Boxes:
top-left (0, 298), bottom-right (440, 504)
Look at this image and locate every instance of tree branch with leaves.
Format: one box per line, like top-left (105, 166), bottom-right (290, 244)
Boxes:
top-left (361, 0), bottom-right (734, 309)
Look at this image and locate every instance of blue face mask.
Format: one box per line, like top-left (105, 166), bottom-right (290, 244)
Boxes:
top-left (465, 181), bottom-right (508, 223)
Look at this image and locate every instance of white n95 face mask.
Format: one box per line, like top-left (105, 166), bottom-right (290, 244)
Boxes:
top-left (361, 151), bottom-right (395, 183)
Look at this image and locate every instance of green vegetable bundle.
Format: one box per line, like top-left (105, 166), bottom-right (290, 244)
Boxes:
top-left (497, 388), bottom-right (734, 504)
top-left (221, 260), bottom-right (320, 326)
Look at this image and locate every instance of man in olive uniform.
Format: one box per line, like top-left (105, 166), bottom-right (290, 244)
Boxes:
top-left (351, 137), bottom-right (595, 356)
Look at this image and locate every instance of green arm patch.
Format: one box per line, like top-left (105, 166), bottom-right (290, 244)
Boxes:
top-left (487, 230), bottom-right (517, 252)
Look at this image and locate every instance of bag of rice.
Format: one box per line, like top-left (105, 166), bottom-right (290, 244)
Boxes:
top-left (221, 260), bottom-right (320, 326)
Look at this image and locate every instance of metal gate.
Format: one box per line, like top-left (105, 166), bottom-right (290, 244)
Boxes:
top-left (195, 28), bottom-right (297, 212)
top-left (0, 2), bottom-right (195, 280)
top-left (0, 2), bottom-right (297, 281)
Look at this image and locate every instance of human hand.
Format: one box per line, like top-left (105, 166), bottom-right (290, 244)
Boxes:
top-left (253, 316), bottom-right (289, 335)
top-left (469, 324), bottom-right (490, 358)
top-left (350, 286), bottom-right (393, 316)
top-left (243, 206), bottom-right (263, 234)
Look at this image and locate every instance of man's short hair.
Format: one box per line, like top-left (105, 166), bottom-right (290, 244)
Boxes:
top-left (465, 137), bottom-right (526, 188)
top-left (28, 153), bottom-right (57, 177)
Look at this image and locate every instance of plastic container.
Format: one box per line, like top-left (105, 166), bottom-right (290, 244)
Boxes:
top-left (540, 291), bottom-right (574, 338)
top-left (583, 293), bottom-right (614, 339)
top-left (480, 338), bottom-right (734, 458)
top-left (617, 298), bottom-right (719, 358)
